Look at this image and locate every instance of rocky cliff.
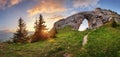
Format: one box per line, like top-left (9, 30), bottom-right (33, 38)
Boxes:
top-left (49, 8), bottom-right (120, 37)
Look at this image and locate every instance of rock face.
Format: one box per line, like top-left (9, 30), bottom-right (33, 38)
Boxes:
top-left (49, 8), bottom-right (120, 37)
top-left (54, 8), bottom-right (120, 30)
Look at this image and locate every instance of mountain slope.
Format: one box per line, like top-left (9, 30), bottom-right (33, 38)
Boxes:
top-left (81, 22), bottom-right (120, 57)
top-left (0, 21), bottom-right (120, 57)
top-left (0, 26), bottom-right (88, 57)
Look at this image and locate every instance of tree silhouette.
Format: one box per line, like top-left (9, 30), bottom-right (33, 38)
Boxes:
top-left (32, 14), bottom-right (48, 42)
top-left (13, 18), bottom-right (28, 43)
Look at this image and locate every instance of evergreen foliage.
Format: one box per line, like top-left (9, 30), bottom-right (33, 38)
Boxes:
top-left (13, 18), bottom-right (28, 43)
top-left (32, 14), bottom-right (48, 42)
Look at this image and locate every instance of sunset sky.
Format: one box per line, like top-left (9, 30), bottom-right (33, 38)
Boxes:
top-left (0, 0), bottom-right (120, 32)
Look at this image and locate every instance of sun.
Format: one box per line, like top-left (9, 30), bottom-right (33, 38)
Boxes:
top-left (42, 30), bottom-right (48, 33)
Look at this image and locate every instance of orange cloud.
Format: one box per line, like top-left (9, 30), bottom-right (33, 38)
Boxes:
top-left (0, 29), bottom-right (15, 33)
top-left (27, 0), bottom-right (67, 17)
top-left (44, 14), bottom-right (64, 30)
top-left (9, 0), bottom-right (22, 7)
top-left (0, 0), bottom-right (22, 9)
top-left (48, 15), bottom-right (64, 20)
top-left (26, 0), bottom-right (100, 31)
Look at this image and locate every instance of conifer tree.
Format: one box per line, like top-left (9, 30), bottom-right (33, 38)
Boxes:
top-left (32, 14), bottom-right (48, 42)
top-left (13, 18), bottom-right (28, 43)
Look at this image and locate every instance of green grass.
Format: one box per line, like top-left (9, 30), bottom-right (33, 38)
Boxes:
top-left (83, 23), bottom-right (120, 57)
top-left (0, 23), bottom-right (120, 57)
top-left (0, 26), bottom-right (87, 57)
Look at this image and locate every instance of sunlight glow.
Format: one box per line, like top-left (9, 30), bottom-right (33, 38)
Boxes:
top-left (43, 30), bottom-right (48, 33)
top-left (26, 22), bottom-right (35, 32)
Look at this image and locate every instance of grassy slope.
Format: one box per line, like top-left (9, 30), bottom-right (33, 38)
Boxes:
top-left (84, 23), bottom-right (120, 57)
top-left (0, 26), bottom-right (88, 57)
top-left (0, 23), bottom-right (120, 57)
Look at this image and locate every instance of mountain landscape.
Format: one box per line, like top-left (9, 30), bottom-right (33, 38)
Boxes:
top-left (0, 8), bottom-right (120, 57)
top-left (0, 0), bottom-right (120, 57)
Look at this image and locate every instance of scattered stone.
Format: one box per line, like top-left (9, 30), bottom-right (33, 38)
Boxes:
top-left (82, 34), bottom-right (88, 46)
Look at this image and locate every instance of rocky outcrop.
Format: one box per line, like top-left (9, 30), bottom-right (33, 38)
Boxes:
top-left (113, 15), bottom-right (120, 25)
top-left (49, 8), bottom-right (120, 37)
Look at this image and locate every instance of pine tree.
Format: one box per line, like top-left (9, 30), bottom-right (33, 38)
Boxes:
top-left (32, 14), bottom-right (48, 42)
top-left (13, 18), bottom-right (28, 43)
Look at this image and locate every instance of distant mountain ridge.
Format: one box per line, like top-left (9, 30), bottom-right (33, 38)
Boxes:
top-left (0, 31), bottom-right (34, 42)
top-left (0, 31), bottom-right (13, 42)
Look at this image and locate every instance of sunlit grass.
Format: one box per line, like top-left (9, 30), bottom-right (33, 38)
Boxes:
top-left (0, 26), bottom-right (87, 57)
top-left (0, 22), bottom-right (120, 57)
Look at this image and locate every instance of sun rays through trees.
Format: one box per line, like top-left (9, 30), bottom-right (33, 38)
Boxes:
top-left (12, 14), bottom-right (49, 43)
top-left (31, 14), bottom-right (49, 42)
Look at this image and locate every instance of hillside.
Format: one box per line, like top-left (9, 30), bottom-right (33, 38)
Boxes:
top-left (0, 21), bottom-right (120, 57)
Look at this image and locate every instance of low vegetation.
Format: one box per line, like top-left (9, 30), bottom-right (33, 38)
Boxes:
top-left (80, 22), bottom-right (120, 57)
top-left (0, 26), bottom-right (88, 57)
top-left (0, 21), bottom-right (120, 57)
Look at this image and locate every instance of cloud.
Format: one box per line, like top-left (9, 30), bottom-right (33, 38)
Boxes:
top-left (0, 0), bottom-right (7, 9)
top-left (78, 19), bottom-right (88, 31)
top-left (48, 15), bottom-right (64, 20)
top-left (27, 0), bottom-right (67, 17)
top-left (73, 0), bottom-right (99, 8)
top-left (41, 14), bottom-right (64, 30)
top-left (70, 11), bottom-right (78, 15)
top-left (26, 0), bottom-right (100, 31)
top-left (0, 0), bottom-right (22, 9)
top-left (27, 0), bottom-right (100, 17)
top-left (0, 29), bottom-right (14, 33)
top-left (9, 0), bottom-right (22, 7)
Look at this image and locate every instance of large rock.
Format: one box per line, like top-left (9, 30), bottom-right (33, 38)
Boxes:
top-left (49, 8), bottom-right (120, 37)
top-left (114, 15), bottom-right (120, 25)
